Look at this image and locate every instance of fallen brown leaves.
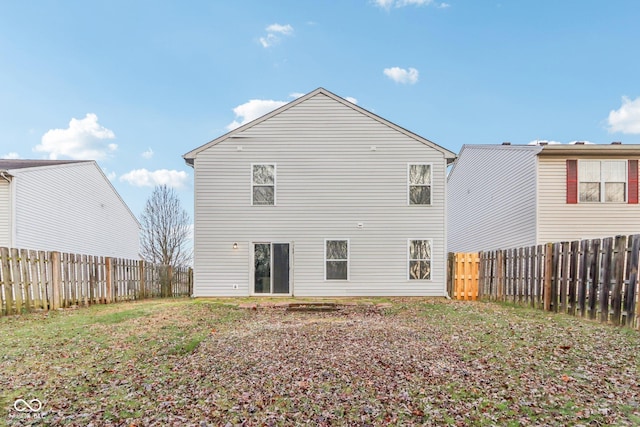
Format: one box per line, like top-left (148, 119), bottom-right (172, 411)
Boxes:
top-left (1, 299), bottom-right (639, 426)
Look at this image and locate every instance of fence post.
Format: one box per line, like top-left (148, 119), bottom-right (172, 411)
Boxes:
top-left (578, 239), bottom-right (589, 317)
top-left (105, 257), bottom-right (112, 304)
top-left (447, 253), bottom-right (455, 298)
top-left (544, 243), bottom-right (553, 311)
top-left (568, 241), bottom-right (579, 316)
top-left (600, 237), bottom-right (614, 323)
top-left (588, 239), bottom-right (601, 320)
top-left (478, 251), bottom-right (484, 300)
top-left (496, 250), bottom-right (504, 301)
top-left (50, 251), bottom-right (61, 310)
top-left (625, 235), bottom-right (640, 327)
top-left (139, 261), bottom-right (146, 300)
top-left (1, 247), bottom-right (13, 315)
top-left (611, 235), bottom-right (627, 325)
top-left (560, 242), bottom-right (570, 313)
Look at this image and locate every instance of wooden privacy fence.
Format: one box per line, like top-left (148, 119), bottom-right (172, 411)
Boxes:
top-left (447, 252), bottom-right (480, 300)
top-left (0, 247), bottom-right (193, 316)
top-left (468, 234), bottom-right (640, 329)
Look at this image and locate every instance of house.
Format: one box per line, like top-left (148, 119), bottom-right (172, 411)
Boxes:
top-left (183, 87), bottom-right (456, 297)
top-left (447, 143), bottom-right (640, 252)
top-left (0, 159), bottom-right (140, 259)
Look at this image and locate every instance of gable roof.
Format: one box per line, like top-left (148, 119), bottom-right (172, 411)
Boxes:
top-left (183, 87), bottom-right (456, 165)
top-left (0, 159), bottom-right (90, 172)
top-left (447, 144), bottom-right (543, 178)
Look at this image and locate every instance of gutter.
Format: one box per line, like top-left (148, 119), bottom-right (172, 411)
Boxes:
top-left (0, 171), bottom-right (11, 183)
top-left (538, 144), bottom-right (640, 157)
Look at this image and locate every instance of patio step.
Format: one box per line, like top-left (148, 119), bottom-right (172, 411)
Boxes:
top-left (286, 302), bottom-right (341, 312)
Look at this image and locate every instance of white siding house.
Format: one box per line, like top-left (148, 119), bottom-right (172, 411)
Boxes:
top-left (0, 160), bottom-right (140, 259)
top-left (447, 144), bottom-right (541, 252)
top-left (184, 88), bottom-right (456, 297)
top-left (447, 143), bottom-right (640, 252)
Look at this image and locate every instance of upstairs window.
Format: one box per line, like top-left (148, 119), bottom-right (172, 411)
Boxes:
top-left (567, 159), bottom-right (638, 204)
top-left (408, 164), bottom-right (432, 205)
top-left (325, 239), bottom-right (349, 280)
top-left (579, 160), bottom-right (626, 203)
top-left (252, 164), bottom-right (275, 205)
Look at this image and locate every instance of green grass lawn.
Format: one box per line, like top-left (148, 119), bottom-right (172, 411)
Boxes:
top-left (1, 298), bottom-right (639, 426)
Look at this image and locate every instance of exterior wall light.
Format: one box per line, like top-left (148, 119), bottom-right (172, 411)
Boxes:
top-left (232, 242), bottom-right (238, 249)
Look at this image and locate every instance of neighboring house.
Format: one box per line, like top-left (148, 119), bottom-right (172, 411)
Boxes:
top-left (447, 143), bottom-right (640, 252)
top-left (0, 159), bottom-right (140, 259)
top-left (183, 87), bottom-right (456, 297)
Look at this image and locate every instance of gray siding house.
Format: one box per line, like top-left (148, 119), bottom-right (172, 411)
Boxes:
top-left (0, 160), bottom-right (140, 259)
top-left (448, 143), bottom-right (640, 252)
top-left (184, 88), bottom-right (456, 297)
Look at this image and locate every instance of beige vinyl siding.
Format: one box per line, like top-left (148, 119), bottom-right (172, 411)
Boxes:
top-left (447, 145), bottom-right (540, 252)
top-left (12, 163), bottom-right (140, 258)
top-left (0, 180), bottom-right (10, 247)
top-left (537, 157), bottom-right (640, 242)
top-left (192, 93), bottom-right (448, 296)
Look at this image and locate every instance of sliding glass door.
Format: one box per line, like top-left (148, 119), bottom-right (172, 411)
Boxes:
top-left (253, 242), bottom-right (290, 295)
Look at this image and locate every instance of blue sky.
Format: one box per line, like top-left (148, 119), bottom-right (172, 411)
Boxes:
top-left (2, 0), bottom-right (640, 224)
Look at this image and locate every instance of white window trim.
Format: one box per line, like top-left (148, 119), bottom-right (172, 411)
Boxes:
top-left (324, 238), bottom-right (350, 281)
top-left (407, 238), bottom-right (433, 281)
top-left (578, 160), bottom-right (627, 204)
top-left (251, 163), bottom-right (277, 206)
top-left (407, 163), bottom-right (433, 206)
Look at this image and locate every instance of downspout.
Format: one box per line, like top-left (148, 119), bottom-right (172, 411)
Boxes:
top-left (0, 171), bottom-right (10, 183)
top-left (444, 159), bottom-right (454, 300)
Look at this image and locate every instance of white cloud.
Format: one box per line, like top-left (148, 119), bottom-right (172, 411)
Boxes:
top-left (266, 24), bottom-right (293, 35)
top-left (374, 0), bottom-right (448, 9)
top-left (119, 169), bottom-right (189, 189)
top-left (2, 152), bottom-right (20, 159)
top-left (374, 0), bottom-right (395, 7)
top-left (607, 96), bottom-right (640, 134)
top-left (259, 23), bottom-right (294, 48)
top-left (142, 148), bottom-right (154, 159)
top-left (384, 67), bottom-right (419, 84)
top-left (259, 34), bottom-right (277, 48)
top-left (345, 97), bottom-right (358, 104)
top-left (226, 99), bottom-right (288, 130)
top-left (34, 113), bottom-right (116, 160)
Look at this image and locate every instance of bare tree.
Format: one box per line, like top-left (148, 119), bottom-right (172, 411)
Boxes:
top-left (140, 184), bottom-right (192, 269)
